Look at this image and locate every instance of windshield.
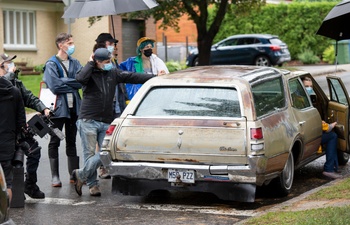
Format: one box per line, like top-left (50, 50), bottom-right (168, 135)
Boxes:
top-left (134, 87), bottom-right (241, 117)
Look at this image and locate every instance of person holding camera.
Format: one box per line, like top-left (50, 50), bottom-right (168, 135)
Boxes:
top-left (72, 48), bottom-right (164, 196)
top-left (0, 75), bottom-right (26, 203)
top-left (43, 33), bottom-right (82, 188)
top-left (0, 53), bottom-right (50, 199)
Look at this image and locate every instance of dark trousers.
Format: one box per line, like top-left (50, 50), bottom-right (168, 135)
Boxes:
top-left (25, 137), bottom-right (41, 175)
top-left (48, 112), bottom-right (78, 159)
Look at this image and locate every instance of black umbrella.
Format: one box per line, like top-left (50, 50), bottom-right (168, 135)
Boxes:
top-left (62, 0), bottom-right (158, 38)
top-left (316, 0), bottom-right (350, 67)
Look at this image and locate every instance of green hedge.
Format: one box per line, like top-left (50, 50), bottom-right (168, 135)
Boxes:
top-left (215, 2), bottom-right (336, 60)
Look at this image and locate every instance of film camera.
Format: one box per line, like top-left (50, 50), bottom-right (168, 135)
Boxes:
top-left (12, 112), bottom-right (65, 168)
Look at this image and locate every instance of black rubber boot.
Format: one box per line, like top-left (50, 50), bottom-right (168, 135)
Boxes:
top-left (68, 156), bottom-right (79, 183)
top-left (24, 172), bottom-right (45, 199)
top-left (49, 158), bottom-right (62, 187)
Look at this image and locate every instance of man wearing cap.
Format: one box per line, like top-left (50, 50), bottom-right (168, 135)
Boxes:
top-left (0, 53), bottom-right (49, 199)
top-left (120, 37), bottom-right (169, 99)
top-left (43, 33), bottom-right (82, 187)
top-left (72, 48), bottom-right (164, 196)
top-left (94, 33), bottom-right (127, 179)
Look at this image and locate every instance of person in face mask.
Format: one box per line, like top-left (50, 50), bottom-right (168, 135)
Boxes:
top-left (120, 37), bottom-right (169, 100)
top-left (72, 48), bottom-right (164, 197)
top-left (302, 77), bottom-right (341, 180)
top-left (0, 53), bottom-right (50, 199)
top-left (43, 33), bottom-right (83, 188)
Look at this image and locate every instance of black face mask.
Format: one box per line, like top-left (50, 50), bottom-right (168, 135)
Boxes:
top-left (143, 49), bottom-right (153, 57)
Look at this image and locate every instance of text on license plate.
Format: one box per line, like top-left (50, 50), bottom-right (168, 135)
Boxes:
top-left (168, 169), bottom-right (195, 183)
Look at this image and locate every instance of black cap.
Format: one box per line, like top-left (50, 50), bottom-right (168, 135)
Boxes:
top-left (95, 33), bottom-right (118, 44)
top-left (94, 48), bottom-right (111, 61)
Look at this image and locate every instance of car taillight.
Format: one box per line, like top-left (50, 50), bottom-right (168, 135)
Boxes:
top-left (270, 45), bottom-right (281, 51)
top-left (106, 125), bottom-right (116, 135)
top-left (251, 128), bottom-right (263, 140)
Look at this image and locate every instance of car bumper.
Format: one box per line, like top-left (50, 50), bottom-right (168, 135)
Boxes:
top-left (100, 151), bottom-right (269, 202)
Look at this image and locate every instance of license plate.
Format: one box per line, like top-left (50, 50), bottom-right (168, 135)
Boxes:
top-left (168, 169), bottom-right (195, 183)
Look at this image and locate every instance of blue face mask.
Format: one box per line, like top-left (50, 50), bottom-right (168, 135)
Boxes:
top-left (305, 86), bottom-right (315, 95)
top-left (66, 45), bottom-right (75, 55)
top-left (103, 63), bottom-right (113, 71)
top-left (107, 45), bottom-right (114, 53)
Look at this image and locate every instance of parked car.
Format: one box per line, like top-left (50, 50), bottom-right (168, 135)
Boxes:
top-left (186, 34), bottom-right (291, 67)
top-left (100, 65), bottom-right (349, 202)
top-left (0, 164), bottom-right (14, 225)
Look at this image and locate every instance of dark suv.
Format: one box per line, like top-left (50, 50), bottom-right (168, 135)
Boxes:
top-left (186, 34), bottom-right (291, 67)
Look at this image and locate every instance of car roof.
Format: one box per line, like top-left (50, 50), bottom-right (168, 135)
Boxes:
top-left (225, 34), bottom-right (279, 39)
top-left (155, 65), bottom-right (291, 85)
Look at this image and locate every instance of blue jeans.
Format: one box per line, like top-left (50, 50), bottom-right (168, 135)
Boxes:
top-left (75, 119), bottom-right (109, 188)
top-left (321, 131), bottom-right (338, 172)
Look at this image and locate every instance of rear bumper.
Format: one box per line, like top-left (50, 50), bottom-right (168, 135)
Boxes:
top-left (100, 151), bottom-right (269, 201)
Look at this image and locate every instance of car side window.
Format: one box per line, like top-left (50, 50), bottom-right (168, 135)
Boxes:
top-left (252, 77), bottom-right (285, 117)
top-left (218, 39), bottom-right (237, 47)
top-left (289, 79), bottom-right (311, 109)
top-left (329, 78), bottom-right (348, 105)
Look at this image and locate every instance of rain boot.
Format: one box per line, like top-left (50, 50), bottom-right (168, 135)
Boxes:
top-left (68, 156), bottom-right (79, 183)
top-left (24, 172), bottom-right (45, 199)
top-left (49, 158), bottom-right (62, 187)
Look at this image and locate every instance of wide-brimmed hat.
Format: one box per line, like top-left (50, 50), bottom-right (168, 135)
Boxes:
top-left (0, 53), bottom-right (16, 65)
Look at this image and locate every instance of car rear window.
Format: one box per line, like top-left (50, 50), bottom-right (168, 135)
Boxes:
top-left (134, 87), bottom-right (241, 117)
top-left (269, 38), bottom-right (284, 45)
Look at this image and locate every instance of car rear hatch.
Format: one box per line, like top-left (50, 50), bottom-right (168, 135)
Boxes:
top-left (113, 117), bottom-right (248, 164)
top-left (269, 37), bottom-right (290, 55)
top-left (112, 86), bottom-right (248, 165)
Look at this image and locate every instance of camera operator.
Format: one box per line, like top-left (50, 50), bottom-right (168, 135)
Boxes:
top-left (0, 76), bottom-right (26, 203)
top-left (0, 53), bottom-right (49, 199)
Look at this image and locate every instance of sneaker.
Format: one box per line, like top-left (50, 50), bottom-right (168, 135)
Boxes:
top-left (72, 169), bottom-right (83, 196)
top-left (99, 166), bottom-right (111, 179)
top-left (89, 185), bottom-right (101, 196)
top-left (24, 184), bottom-right (45, 199)
top-left (322, 171), bottom-right (342, 179)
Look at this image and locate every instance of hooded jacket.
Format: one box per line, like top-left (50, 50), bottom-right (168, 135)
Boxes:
top-left (0, 77), bottom-right (26, 161)
top-left (43, 55), bottom-right (82, 118)
top-left (76, 61), bottom-right (155, 124)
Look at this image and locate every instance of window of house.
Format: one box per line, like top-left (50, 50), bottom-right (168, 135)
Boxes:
top-left (3, 9), bottom-right (36, 50)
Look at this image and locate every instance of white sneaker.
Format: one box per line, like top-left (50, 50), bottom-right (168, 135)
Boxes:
top-left (99, 166), bottom-right (111, 179)
top-left (322, 171), bottom-right (342, 179)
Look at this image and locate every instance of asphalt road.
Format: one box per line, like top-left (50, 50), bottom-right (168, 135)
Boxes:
top-left (8, 71), bottom-right (350, 225)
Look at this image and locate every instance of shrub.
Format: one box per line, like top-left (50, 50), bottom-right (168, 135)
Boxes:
top-left (34, 64), bottom-right (45, 73)
top-left (322, 45), bottom-right (335, 64)
top-left (165, 61), bottom-right (182, 72)
top-left (297, 49), bottom-right (320, 64)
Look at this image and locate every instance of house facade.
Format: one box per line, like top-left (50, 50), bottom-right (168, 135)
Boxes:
top-left (0, 0), bottom-right (156, 67)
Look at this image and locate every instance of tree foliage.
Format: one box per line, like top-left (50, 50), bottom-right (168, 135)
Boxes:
top-left (116, 0), bottom-right (265, 65)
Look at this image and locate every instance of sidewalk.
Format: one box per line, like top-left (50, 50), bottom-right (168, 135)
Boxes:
top-left (292, 63), bottom-right (350, 76)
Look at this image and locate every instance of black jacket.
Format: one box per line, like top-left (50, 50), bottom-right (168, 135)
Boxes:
top-left (4, 72), bottom-right (47, 112)
top-left (0, 77), bottom-right (26, 161)
top-left (76, 61), bottom-right (155, 123)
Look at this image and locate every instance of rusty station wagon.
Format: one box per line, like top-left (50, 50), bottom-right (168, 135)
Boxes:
top-left (100, 65), bottom-right (350, 202)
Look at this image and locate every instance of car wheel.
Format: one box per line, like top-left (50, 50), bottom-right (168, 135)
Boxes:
top-left (255, 55), bottom-right (271, 67)
top-left (337, 150), bottom-right (349, 165)
top-left (278, 63), bottom-right (283, 67)
top-left (193, 57), bottom-right (199, 66)
top-left (275, 153), bottom-right (294, 196)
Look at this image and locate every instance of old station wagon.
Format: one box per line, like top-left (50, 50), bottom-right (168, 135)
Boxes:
top-left (100, 65), bottom-right (350, 202)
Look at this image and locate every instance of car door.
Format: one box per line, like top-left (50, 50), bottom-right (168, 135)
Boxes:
top-left (327, 76), bottom-right (350, 153)
top-left (210, 38), bottom-right (240, 65)
top-left (288, 78), bottom-right (322, 160)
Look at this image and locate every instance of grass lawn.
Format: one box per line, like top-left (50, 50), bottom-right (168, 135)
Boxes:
top-left (19, 74), bottom-right (43, 113)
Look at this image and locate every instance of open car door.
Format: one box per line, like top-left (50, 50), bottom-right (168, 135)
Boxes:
top-left (327, 76), bottom-right (350, 164)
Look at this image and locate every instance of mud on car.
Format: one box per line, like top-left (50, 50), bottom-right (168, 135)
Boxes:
top-left (100, 65), bottom-right (350, 202)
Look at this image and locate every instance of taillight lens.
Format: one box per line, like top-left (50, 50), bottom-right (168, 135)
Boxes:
top-left (251, 128), bottom-right (263, 140)
top-left (106, 125), bottom-right (116, 135)
top-left (270, 45), bottom-right (281, 51)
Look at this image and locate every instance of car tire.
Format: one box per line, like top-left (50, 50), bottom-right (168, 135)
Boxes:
top-left (337, 150), bottom-right (349, 165)
top-left (255, 55), bottom-right (271, 67)
top-left (193, 57), bottom-right (199, 66)
top-left (274, 153), bottom-right (294, 196)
